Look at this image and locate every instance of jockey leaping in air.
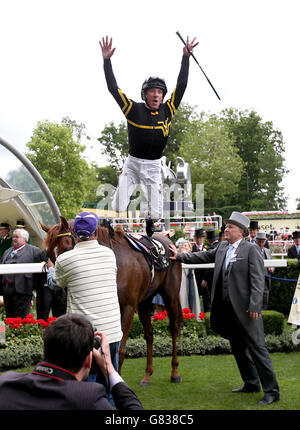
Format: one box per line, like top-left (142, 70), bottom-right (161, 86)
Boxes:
top-left (99, 34), bottom-right (198, 236)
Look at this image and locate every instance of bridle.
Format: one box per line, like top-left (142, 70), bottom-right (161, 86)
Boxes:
top-left (56, 227), bottom-right (77, 248)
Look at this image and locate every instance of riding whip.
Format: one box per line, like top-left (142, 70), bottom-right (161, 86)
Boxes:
top-left (176, 31), bottom-right (221, 100)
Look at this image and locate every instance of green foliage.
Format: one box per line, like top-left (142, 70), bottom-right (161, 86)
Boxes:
top-left (261, 311), bottom-right (285, 335)
top-left (97, 121), bottom-right (128, 170)
top-left (0, 336), bottom-right (43, 370)
top-left (268, 260), bottom-right (299, 315)
top-left (179, 113), bottom-right (244, 207)
top-left (219, 108), bottom-right (288, 211)
top-left (125, 327), bottom-right (296, 358)
top-left (26, 118), bottom-right (96, 219)
top-left (204, 310), bottom-right (286, 336)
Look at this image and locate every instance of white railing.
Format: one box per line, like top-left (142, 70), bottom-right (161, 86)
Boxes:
top-left (0, 259), bottom-right (287, 275)
top-left (182, 259), bottom-right (287, 269)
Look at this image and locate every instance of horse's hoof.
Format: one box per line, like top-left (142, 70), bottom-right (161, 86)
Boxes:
top-left (171, 376), bottom-right (181, 383)
top-left (140, 380), bottom-right (151, 387)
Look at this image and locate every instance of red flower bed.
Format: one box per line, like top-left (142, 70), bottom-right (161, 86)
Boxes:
top-left (5, 314), bottom-right (57, 338)
top-left (153, 308), bottom-right (205, 321)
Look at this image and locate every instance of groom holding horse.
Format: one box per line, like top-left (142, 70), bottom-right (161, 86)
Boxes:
top-left (47, 211), bottom-right (122, 406)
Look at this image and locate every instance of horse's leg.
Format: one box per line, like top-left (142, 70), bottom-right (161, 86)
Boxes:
top-left (118, 305), bottom-right (136, 375)
top-left (137, 298), bottom-right (154, 386)
top-left (161, 264), bottom-right (183, 383)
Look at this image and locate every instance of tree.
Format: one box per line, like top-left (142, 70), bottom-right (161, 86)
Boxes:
top-left (219, 109), bottom-right (288, 210)
top-left (97, 121), bottom-right (128, 171)
top-left (26, 118), bottom-right (94, 219)
top-left (179, 114), bottom-right (244, 208)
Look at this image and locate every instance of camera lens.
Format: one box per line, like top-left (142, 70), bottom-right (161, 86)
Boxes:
top-left (94, 336), bottom-right (101, 350)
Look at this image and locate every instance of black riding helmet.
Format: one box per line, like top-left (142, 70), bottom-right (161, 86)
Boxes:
top-left (141, 76), bottom-right (168, 101)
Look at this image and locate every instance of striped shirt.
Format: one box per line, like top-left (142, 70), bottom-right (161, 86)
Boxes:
top-left (52, 240), bottom-right (122, 344)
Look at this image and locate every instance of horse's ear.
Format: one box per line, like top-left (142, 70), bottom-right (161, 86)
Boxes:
top-left (40, 222), bottom-right (50, 233)
top-left (60, 216), bottom-right (69, 230)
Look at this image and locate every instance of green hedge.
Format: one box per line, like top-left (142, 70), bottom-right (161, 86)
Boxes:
top-left (268, 259), bottom-right (299, 315)
top-left (198, 310), bottom-right (285, 337)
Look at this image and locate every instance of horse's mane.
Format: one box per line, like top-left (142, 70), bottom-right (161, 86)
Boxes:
top-left (97, 225), bottom-right (125, 245)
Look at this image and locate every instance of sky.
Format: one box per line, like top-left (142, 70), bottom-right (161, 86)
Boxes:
top-left (1, 0), bottom-right (299, 211)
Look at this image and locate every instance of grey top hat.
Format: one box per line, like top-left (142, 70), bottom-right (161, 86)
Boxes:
top-left (225, 212), bottom-right (249, 231)
top-left (256, 231), bottom-right (267, 240)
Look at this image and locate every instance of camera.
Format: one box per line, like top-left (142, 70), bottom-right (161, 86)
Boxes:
top-left (94, 335), bottom-right (101, 350)
top-left (90, 333), bottom-right (105, 376)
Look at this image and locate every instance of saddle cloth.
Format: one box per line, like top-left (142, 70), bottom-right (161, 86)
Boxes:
top-left (124, 233), bottom-right (169, 271)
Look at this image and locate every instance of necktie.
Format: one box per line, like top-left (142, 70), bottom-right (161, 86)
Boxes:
top-left (225, 245), bottom-right (234, 269)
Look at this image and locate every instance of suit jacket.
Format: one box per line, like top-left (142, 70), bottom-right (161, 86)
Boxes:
top-left (257, 246), bottom-right (272, 289)
top-left (177, 240), bottom-right (266, 345)
top-left (1, 244), bottom-right (44, 295)
top-left (287, 244), bottom-right (299, 259)
top-left (0, 235), bottom-right (12, 260)
top-left (202, 240), bottom-right (219, 285)
top-left (0, 371), bottom-right (143, 410)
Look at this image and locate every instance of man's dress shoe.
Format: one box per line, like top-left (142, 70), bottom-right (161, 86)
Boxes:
top-left (232, 385), bottom-right (261, 393)
top-left (257, 394), bottom-right (280, 405)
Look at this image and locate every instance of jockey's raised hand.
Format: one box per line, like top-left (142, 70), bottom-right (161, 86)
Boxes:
top-left (100, 36), bottom-right (116, 59)
top-left (183, 36), bottom-right (198, 56)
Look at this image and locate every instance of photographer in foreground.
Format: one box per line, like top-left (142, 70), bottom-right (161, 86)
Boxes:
top-left (0, 313), bottom-right (143, 410)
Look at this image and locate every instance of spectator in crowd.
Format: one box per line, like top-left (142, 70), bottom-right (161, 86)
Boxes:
top-left (169, 212), bottom-right (280, 405)
top-left (219, 225), bottom-right (226, 241)
top-left (0, 313), bottom-right (143, 410)
top-left (255, 231), bottom-right (274, 309)
top-left (1, 229), bottom-right (45, 318)
top-left (47, 212), bottom-right (122, 406)
top-left (15, 220), bottom-right (32, 244)
top-left (192, 229), bottom-right (209, 312)
top-left (201, 229), bottom-right (219, 312)
top-left (35, 276), bottom-right (67, 321)
top-left (0, 222), bottom-right (12, 260)
top-left (287, 231), bottom-right (300, 258)
top-left (179, 241), bottom-right (201, 317)
top-left (249, 220), bottom-right (259, 244)
top-left (249, 220), bottom-right (269, 248)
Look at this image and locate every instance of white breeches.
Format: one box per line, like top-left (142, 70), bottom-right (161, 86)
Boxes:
top-left (112, 155), bottom-right (163, 219)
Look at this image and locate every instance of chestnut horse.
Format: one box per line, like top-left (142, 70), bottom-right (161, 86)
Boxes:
top-left (41, 216), bottom-right (183, 385)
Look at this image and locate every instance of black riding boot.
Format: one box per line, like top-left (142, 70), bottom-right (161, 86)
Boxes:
top-left (146, 217), bottom-right (155, 237)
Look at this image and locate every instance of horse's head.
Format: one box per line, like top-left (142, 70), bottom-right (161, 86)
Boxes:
top-left (41, 216), bottom-right (76, 263)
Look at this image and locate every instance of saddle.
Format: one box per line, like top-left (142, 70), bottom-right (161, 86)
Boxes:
top-left (124, 233), bottom-right (169, 272)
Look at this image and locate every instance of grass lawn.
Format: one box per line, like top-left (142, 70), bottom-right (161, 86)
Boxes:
top-left (3, 352), bottom-right (299, 410)
top-left (121, 352), bottom-right (300, 410)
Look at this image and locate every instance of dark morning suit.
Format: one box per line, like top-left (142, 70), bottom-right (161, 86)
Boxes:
top-left (0, 368), bottom-right (143, 410)
top-left (287, 244), bottom-right (299, 259)
top-left (0, 234), bottom-right (12, 260)
top-left (177, 240), bottom-right (279, 396)
top-left (258, 246), bottom-right (272, 310)
top-left (201, 240), bottom-right (219, 312)
top-left (192, 243), bottom-right (210, 312)
top-left (1, 244), bottom-right (44, 318)
top-left (0, 235), bottom-right (12, 295)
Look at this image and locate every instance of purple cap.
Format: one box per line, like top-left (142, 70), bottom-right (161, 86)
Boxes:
top-left (74, 212), bottom-right (99, 238)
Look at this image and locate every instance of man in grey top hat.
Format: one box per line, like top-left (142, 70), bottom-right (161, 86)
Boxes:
top-left (169, 211), bottom-right (280, 405)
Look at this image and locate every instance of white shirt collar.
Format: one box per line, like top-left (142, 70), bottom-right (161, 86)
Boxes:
top-left (230, 238), bottom-right (243, 250)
